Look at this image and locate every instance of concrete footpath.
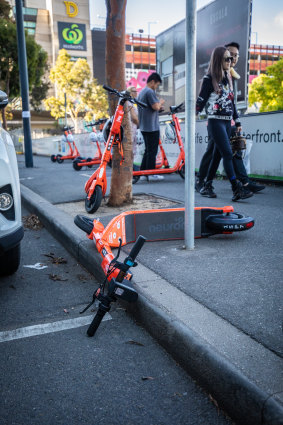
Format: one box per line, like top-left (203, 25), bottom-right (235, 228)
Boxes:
top-left (19, 156), bottom-right (283, 425)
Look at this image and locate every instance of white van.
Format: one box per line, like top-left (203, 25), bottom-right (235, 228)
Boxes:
top-left (0, 91), bottom-right (24, 276)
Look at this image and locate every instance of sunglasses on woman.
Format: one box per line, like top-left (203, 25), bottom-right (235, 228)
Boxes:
top-left (224, 57), bottom-right (233, 62)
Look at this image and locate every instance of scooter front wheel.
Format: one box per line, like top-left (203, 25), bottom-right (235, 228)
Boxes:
top-left (51, 155), bottom-right (57, 162)
top-left (85, 186), bottom-right (103, 213)
top-left (57, 154), bottom-right (63, 164)
top-left (74, 215), bottom-right (94, 234)
top-left (73, 159), bottom-right (82, 171)
top-left (86, 158), bottom-right (93, 168)
top-left (206, 212), bottom-right (254, 232)
top-left (178, 165), bottom-right (185, 179)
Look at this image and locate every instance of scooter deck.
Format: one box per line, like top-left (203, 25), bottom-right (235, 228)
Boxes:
top-left (96, 206), bottom-right (234, 248)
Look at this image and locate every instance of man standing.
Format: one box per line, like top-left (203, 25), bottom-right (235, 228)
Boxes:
top-left (138, 72), bottom-right (165, 180)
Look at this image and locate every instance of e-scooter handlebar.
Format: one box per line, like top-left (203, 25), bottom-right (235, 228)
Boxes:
top-left (85, 118), bottom-right (108, 127)
top-left (103, 84), bottom-right (147, 109)
top-left (125, 235), bottom-right (146, 266)
top-left (133, 98), bottom-right (147, 109)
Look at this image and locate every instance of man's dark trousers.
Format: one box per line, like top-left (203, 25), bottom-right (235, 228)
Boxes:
top-left (140, 130), bottom-right (159, 170)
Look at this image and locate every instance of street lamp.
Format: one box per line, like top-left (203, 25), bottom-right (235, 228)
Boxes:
top-left (147, 21), bottom-right (158, 35)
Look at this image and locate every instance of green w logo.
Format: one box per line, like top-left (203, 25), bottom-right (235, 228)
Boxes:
top-left (62, 24), bottom-right (83, 45)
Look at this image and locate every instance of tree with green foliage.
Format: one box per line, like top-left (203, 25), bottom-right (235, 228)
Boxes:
top-left (0, 7), bottom-right (49, 127)
top-left (0, 0), bottom-right (11, 20)
top-left (44, 49), bottom-right (108, 132)
top-left (248, 58), bottom-right (283, 112)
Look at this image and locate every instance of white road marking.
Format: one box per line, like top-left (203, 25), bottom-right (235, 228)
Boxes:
top-left (20, 177), bottom-right (34, 181)
top-left (0, 314), bottom-right (112, 343)
top-left (80, 173), bottom-right (93, 177)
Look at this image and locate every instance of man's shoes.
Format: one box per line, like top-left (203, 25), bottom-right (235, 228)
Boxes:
top-left (232, 181), bottom-right (253, 202)
top-left (139, 176), bottom-right (148, 181)
top-left (245, 181), bottom-right (265, 193)
top-left (195, 178), bottom-right (204, 192)
top-left (200, 181), bottom-right (217, 198)
top-left (148, 175), bottom-right (164, 181)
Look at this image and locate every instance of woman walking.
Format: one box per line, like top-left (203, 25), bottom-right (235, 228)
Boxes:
top-left (196, 46), bottom-right (253, 201)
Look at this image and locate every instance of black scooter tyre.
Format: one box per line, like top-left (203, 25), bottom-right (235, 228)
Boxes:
top-left (178, 165), bottom-right (185, 179)
top-left (87, 158), bottom-right (93, 168)
top-left (57, 154), bottom-right (63, 164)
top-left (132, 176), bottom-right (140, 184)
top-left (85, 186), bottom-right (103, 214)
top-left (73, 159), bottom-right (82, 171)
top-left (51, 155), bottom-right (57, 162)
top-left (206, 212), bottom-right (254, 232)
top-left (74, 215), bottom-right (94, 234)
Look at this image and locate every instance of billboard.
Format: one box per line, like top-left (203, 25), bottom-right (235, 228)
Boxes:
top-left (156, 0), bottom-right (252, 110)
top-left (58, 22), bottom-right (87, 51)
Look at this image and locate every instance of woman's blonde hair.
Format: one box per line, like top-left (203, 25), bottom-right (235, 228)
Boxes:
top-left (128, 86), bottom-right (138, 93)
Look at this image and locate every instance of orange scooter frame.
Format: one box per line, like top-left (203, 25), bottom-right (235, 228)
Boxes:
top-left (51, 126), bottom-right (80, 163)
top-left (84, 85), bottom-right (147, 214)
top-left (133, 103), bottom-right (185, 182)
top-left (73, 119), bottom-right (109, 171)
top-left (75, 205), bottom-right (254, 279)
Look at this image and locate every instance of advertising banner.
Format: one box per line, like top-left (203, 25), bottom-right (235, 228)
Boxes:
top-left (196, 0), bottom-right (252, 106)
top-left (58, 22), bottom-right (87, 51)
top-left (156, 0), bottom-right (252, 109)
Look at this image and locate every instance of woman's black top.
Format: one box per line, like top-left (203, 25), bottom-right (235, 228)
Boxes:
top-left (196, 73), bottom-right (241, 126)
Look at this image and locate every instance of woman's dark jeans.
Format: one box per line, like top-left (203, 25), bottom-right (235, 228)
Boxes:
top-left (206, 119), bottom-right (236, 181)
top-left (197, 124), bottom-right (249, 184)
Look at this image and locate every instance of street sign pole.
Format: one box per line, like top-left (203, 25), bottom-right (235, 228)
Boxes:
top-left (184, 0), bottom-right (197, 249)
top-left (15, 0), bottom-right (33, 168)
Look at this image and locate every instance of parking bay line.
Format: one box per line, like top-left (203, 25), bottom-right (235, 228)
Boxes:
top-left (0, 314), bottom-right (112, 343)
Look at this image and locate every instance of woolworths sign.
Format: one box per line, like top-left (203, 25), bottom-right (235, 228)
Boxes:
top-left (58, 22), bottom-right (86, 51)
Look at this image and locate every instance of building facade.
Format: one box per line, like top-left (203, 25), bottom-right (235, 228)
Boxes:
top-left (249, 44), bottom-right (283, 82)
top-left (8, 0), bottom-right (93, 72)
top-left (92, 29), bottom-right (156, 92)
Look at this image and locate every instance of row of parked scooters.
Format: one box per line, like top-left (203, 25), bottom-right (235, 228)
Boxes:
top-left (50, 118), bottom-right (108, 171)
top-left (51, 89), bottom-right (186, 214)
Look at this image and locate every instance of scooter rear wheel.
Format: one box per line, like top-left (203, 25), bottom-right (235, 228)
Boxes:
top-left (57, 154), bottom-right (63, 164)
top-left (74, 215), bottom-right (94, 234)
top-left (85, 186), bottom-right (103, 214)
top-left (51, 155), bottom-right (57, 162)
top-left (178, 165), bottom-right (185, 179)
top-left (132, 176), bottom-right (140, 184)
top-left (87, 158), bottom-right (93, 168)
top-left (73, 159), bottom-right (81, 171)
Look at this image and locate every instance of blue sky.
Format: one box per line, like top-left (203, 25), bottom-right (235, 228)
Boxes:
top-left (90, 0), bottom-right (283, 45)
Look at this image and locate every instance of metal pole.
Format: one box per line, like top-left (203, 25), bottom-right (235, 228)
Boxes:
top-left (184, 0), bottom-right (197, 249)
top-left (15, 0), bottom-right (33, 167)
top-left (64, 93), bottom-right (67, 126)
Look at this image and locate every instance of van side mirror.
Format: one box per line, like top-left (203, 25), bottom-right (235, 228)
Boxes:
top-left (0, 90), bottom-right (8, 109)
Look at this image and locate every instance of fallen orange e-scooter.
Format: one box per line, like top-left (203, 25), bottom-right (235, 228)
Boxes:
top-left (72, 119), bottom-right (108, 171)
top-left (51, 126), bottom-right (80, 163)
top-left (84, 85), bottom-right (147, 214)
top-left (132, 102), bottom-right (185, 183)
top-left (74, 206), bottom-right (254, 336)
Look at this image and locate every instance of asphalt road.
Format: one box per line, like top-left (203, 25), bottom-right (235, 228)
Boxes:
top-left (18, 155), bottom-right (283, 357)
top-left (0, 207), bottom-right (232, 425)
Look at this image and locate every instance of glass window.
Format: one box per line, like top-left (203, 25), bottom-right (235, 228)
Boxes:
top-left (161, 56), bottom-right (173, 77)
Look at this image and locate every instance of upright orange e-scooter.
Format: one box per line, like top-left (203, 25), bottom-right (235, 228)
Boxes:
top-left (132, 102), bottom-right (185, 183)
top-left (84, 85), bottom-right (147, 214)
top-left (72, 119), bottom-right (108, 171)
top-left (51, 126), bottom-right (80, 163)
